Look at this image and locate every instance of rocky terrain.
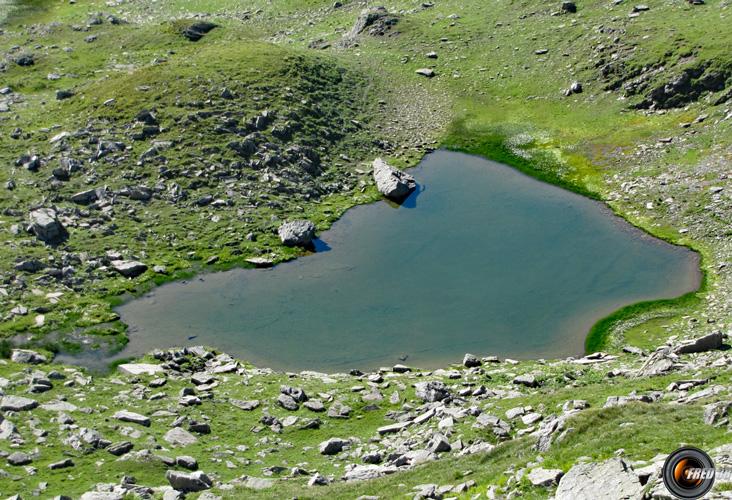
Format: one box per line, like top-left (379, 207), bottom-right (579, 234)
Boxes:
top-left (0, 335), bottom-right (730, 498)
top-left (1, 0), bottom-right (732, 498)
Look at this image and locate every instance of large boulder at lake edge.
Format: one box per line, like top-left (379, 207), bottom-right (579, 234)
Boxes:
top-left (278, 220), bottom-right (316, 247)
top-left (111, 260), bottom-right (148, 278)
top-left (372, 158), bottom-right (416, 201)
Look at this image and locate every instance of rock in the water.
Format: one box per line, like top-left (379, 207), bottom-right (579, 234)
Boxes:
top-left (29, 208), bottom-right (67, 244)
top-left (555, 458), bottom-right (643, 499)
top-left (372, 158), bottom-right (416, 201)
top-left (165, 470), bottom-right (212, 492)
top-left (319, 437), bottom-right (349, 455)
top-left (111, 260), bottom-right (148, 278)
top-left (278, 220), bottom-right (316, 247)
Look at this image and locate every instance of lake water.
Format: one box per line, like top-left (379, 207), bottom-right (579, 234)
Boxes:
top-left (110, 150), bottom-right (700, 372)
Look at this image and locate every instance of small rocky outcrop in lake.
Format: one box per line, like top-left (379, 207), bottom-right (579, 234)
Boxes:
top-left (372, 158), bottom-right (416, 202)
top-left (278, 220), bottom-right (316, 247)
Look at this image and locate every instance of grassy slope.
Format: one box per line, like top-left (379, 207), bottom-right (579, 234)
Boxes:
top-left (1, 0), bottom-right (732, 498)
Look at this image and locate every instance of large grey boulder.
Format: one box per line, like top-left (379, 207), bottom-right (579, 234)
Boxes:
top-left (1, 395), bottom-right (38, 411)
top-left (527, 467), bottom-right (563, 487)
top-left (11, 349), bottom-right (47, 364)
top-left (319, 437), bottom-right (349, 455)
top-left (110, 260), bottom-right (148, 278)
top-left (555, 458), bottom-right (643, 499)
top-left (278, 220), bottom-right (316, 247)
top-left (29, 208), bottom-right (66, 244)
top-left (674, 331), bottom-right (724, 354)
top-left (372, 158), bottom-right (416, 201)
top-left (165, 470), bottom-right (212, 492)
top-left (414, 381), bottom-right (450, 402)
top-left (164, 427), bottom-right (198, 446)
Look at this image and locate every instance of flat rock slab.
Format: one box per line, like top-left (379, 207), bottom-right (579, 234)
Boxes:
top-left (118, 363), bottom-right (164, 376)
top-left (1, 395), bottom-right (38, 412)
top-left (113, 410), bottom-right (150, 427)
top-left (556, 458), bottom-right (643, 499)
top-left (164, 427), bottom-right (199, 446)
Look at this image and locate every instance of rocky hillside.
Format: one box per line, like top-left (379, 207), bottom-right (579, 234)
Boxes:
top-left (0, 335), bottom-right (730, 498)
top-left (1, 0), bottom-right (732, 498)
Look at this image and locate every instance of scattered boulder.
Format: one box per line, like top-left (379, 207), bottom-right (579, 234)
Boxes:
top-left (513, 374), bottom-right (541, 388)
top-left (110, 260), bottom-right (148, 278)
top-left (674, 331), bottom-right (724, 354)
top-left (107, 441), bottom-right (134, 456)
top-left (29, 208), bottom-right (67, 244)
top-left (118, 363), bottom-right (164, 376)
top-left (7, 451), bottom-right (32, 466)
top-left (277, 393), bottom-right (299, 411)
top-left (113, 410), bottom-right (150, 427)
top-left (527, 467), bottom-right (564, 487)
top-left (561, 1), bottom-right (577, 13)
top-left (56, 89), bottom-right (75, 100)
top-left (415, 381), bottom-right (450, 402)
top-left (181, 21), bottom-right (218, 42)
top-left (555, 458), bottom-right (643, 499)
top-left (372, 158), bottom-right (416, 201)
top-left (319, 437), bottom-right (349, 455)
top-left (343, 7), bottom-right (398, 44)
top-left (416, 68), bottom-right (435, 78)
top-left (1, 395), bottom-right (38, 412)
top-left (176, 456), bottom-right (198, 470)
top-left (164, 427), bottom-right (198, 447)
top-left (278, 220), bottom-right (316, 247)
top-left (11, 349), bottom-right (47, 364)
top-left (704, 401), bottom-right (732, 427)
top-left (165, 470), bottom-right (212, 492)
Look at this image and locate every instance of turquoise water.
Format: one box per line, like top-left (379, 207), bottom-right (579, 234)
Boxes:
top-left (112, 151), bottom-right (699, 371)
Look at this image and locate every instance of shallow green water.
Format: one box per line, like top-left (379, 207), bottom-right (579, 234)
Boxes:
top-left (112, 151), bottom-right (699, 371)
